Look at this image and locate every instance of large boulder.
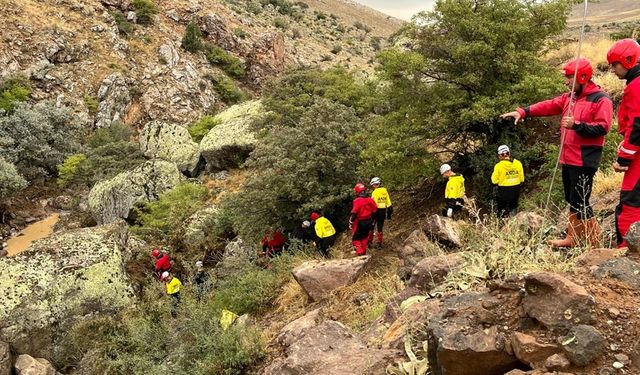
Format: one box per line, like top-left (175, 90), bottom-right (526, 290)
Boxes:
top-left (426, 292), bottom-right (521, 375)
top-left (14, 354), bottom-right (59, 375)
top-left (0, 341), bottom-right (11, 375)
top-left (184, 205), bottom-right (219, 251)
top-left (199, 100), bottom-right (268, 171)
top-left (408, 253), bottom-right (465, 291)
top-left (292, 256), bottom-right (371, 302)
top-left (421, 214), bottom-right (462, 248)
top-left (593, 258), bottom-right (640, 289)
top-left (95, 73), bottom-right (131, 128)
top-left (88, 160), bottom-right (184, 224)
top-left (522, 272), bottom-right (596, 331)
top-left (215, 238), bottom-right (258, 278)
top-left (261, 320), bottom-right (398, 375)
top-left (277, 308), bottom-right (322, 347)
top-left (0, 222), bottom-right (135, 357)
top-left (197, 14), bottom-right (240, 51)
top-left (560, 325), bottom-right (605, 366)
top-left (397, 229), bottom-right (441, 279)
top-left (626, 221), bottom-right (640, 252)
top-left (139, 121), bottom-right (201, 176)
top-left (382, 298), bottom-right (441, 350)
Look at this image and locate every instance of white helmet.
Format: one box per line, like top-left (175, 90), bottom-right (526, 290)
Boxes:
top-left (161, 271), bottom-right (170, 280)
top-left (498, 145), bottom-right (510, 154)
top-left (369, 177), bottom-right (381, 186)
top-left (439, 164), bottom-right (452, 175)
top-left (302, 220), bottom-right (311, 228)
top-left (195, 261), bottom-right (203, 268)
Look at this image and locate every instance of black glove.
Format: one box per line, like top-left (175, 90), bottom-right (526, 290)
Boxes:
top-left (386, 206), bottom-right (393, 220)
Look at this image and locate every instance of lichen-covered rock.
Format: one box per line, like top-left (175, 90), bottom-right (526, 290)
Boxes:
top-left (0, 341), bottom-right (11, 375)
top-left (0, 222), bottom-right (135, 357)
top-left (158, 43), bottom-right (180, 68)
top-left (200, 100), bottom-right (268, 170)
top-left (139, 121), bottom-right (201, 176)
top-left (216, 238), bottom-right (257, 278)
top-left (88, 160), bottom-right (184, 224)
top-left (184, 205), bottom-right (219, 250)
top-left (14, 354), bottom-right (59, 375)
top-left (95, 73), bottom-right (131, 128)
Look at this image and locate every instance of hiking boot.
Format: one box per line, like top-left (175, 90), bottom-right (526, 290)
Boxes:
top-left (548, 213), bottom-right (582, 248)
top-left (583, 217), bottom-right (602, 248)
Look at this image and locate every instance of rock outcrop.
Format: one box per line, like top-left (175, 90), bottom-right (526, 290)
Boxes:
top-left (408, 253), bottom-right (465, 291)
top-left (184, 205), bottom-right (219, 251)
top-left (14, 354), bottom-right (59, 375)
top-left (247, 33), bottom-right (286, 85)
top-left (199, 100), bottom-right (268, 170)
top-left (560, 325), bottom-right (605, 366)
top-left (0, 222), bottom-right (135, 357)
top-left (292, 256), bottom-right (371, 301)
top-left (139, 121), bottom-right (201, 176)
top-left (95, 73), bottom-right (131, 128)
top-left (0, 341), bottom-right (11, 375)
top-left (593, 257), bottom-right (640, 289)
top-left (88, 160), bottom-right (184, 224)
top-left (422, 214), bottom-right (462, 248)
top-left (397, 229), bottom-right (441, 279)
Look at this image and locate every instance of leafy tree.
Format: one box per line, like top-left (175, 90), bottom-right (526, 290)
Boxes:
top-left (0, 102), bottom-right (79, 181)
top-left (360, 0), bottom-right (573, 189)
top-left (225, 99), bottom-right (361, 242)
top-left (57, 154), bottom-right (87, 187)
top-left (181, 21), bottom-right (204, 53)
top-left (0, 157), bottom-right (27, 199)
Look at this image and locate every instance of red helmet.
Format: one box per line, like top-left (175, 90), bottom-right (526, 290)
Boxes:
top-left (152, 249), bottom-right (160, 257)
top-left (354, 183), bottom-right (367, 194)
top-left (310, 212), bottom-right (320, 221)
top-left (562, 58), bottom-right (593, 85)
top-left (607, 39), bottom-right (640, 70)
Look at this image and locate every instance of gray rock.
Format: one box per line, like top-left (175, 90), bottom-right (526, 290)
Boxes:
top-left (126, 11), bottom-right (137, 22)
top-left (397, 229), bottom-right (441, 279)
top-left (421, 214), bottom-right (461, 248)
top-left (197, 14), bottom-right (239, 51)
top-left (292, 256), bottom-right (371, 302)
top-left (247, 33), bottom-right (286, 85)
top-left (626, 221), bottom-right (640, 252)
top-left (95, 73), bottom-right (131, 128)
top-left (0, 222), bottom-right (135, 357)
top-left (14, 354), bottom-right (59, 375)
top-left (216, 238), bottom-right (257, 278)
top-left (166, 9), bottom-right (180, 22)
top-left (0, 341), bottom-right (11, 375)
top-left (522, 272), bottom-right (596, 331)
top-left (545, 353), bottom-right (571, 371)
top-left (277, 308), bottom-right (322, 347)
top-left (139, 121), bottom-right (200, 175)
top-left (593, 258), bottom-right (640, 289)
top-left (408, 253), bottom-right (465, 291)
top-left (88, 160), bottom-right (184, 224)
top-left (184, 205), bottom-right (219, 251)
top-left (200, 100), bottom-right (268, 170)
top-left (561, 325), bottom-right (605, 366)
top-left (158, 43), bottom-right (180, 68)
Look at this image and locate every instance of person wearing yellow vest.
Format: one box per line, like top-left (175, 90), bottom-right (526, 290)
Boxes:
top-left (369, 177), bottom-right (393, 247)
top-left (310, 212), bottom-right (336, 257)
top-left (491, 145), bottom-right (525, 218)
top-left (440, 164), bottom-right (465, 218)
top-left (161, 271), bottom-right (182, 318)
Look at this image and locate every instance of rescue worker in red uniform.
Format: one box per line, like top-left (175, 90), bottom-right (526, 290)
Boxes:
top-left (349, 183), bottom-right (378, 256)
top-left (261, 227), bottom-right (286, 257)
top-left (607, 39), bottom-right (640, 248)
top-left (152, 248), bottom-right (172, 278)
top-left (501, 58), bottom-right (613, 248)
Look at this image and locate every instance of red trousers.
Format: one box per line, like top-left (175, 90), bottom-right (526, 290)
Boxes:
top-left (352, 218), bottom-right (373, 256)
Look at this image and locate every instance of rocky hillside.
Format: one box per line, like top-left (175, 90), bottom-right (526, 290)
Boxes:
top-left (0, 0), bottom-right (400, 128)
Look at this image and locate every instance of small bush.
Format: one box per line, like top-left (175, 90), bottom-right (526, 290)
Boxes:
top-left (233, 27), bottom-right (248, 39)
top-left (314, 10), bottom-right (326, 20)
top-left (291, 28), bottom-right (302, 39)
top-left (0, 76), bottom-right (30, 114)
top-left (57, 154), bottom-right (88, 187)
top-left (181, 21), bottom-right (204, 52)
top-left (330, 44), bottom-right (342, 54)
top-left (206, 46), bottom-right (246, 78)
top-left (0, 157), bottom-right (27, 199)
top-left (353, 21), bottom-right (371, 33)
top-left (188, 116), bottom-right (220, 142)
top-left (83, 95), bottom-right (99, 115)
top-left (133, 0), bottom-right (158, 25)
top-left (109, 10), bottom-right (133, 37)
top-left (369, 36), bottom-right (382, 51)
top-left (273, 17), bottom-right (288, 29)
top-left (210, 75), bottom-right (249, 105)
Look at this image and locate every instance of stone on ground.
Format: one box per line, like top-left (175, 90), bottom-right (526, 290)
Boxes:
top-left (408, 253), bottom-right (465, 291)
top-left (292, 256), bottom-right (370, 302)
top-left (561, 325), bottom-right (605, 366)
top-left (421, 214), bottom-right (461, 248)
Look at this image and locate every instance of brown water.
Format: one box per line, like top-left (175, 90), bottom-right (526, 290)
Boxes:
top-left (6, 213), bottom-right (60, 256)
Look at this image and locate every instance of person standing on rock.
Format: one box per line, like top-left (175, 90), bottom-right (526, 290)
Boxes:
top-left (491, 145), bottom-right (525, 218)
top-left (192, 261), bottom-right (210, 303)
top-left (349, 183), bottom-right (378, 256)
top-left (440, 164), bottom-right (465, 218)
top-left (501, 58), bottom-right (613, 248)
top-left (369, 177), bottom-right (393, 247)
top-left (607, 39), bottom-right (640, 249)
top-left (152, 248), bottom-right (172, 278)
top-left (161, 271), bottom-right (182, 318)
top-left (310, 212), bottom-right (336, 257)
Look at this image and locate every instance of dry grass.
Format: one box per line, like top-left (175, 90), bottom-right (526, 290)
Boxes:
top-left (592, 170), bottom-right (624, 196)
top-left (545, 36), bottom-right (612, 67)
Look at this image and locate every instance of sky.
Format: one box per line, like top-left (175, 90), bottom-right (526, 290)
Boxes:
top-left (355, 0), bottom-right (435, 20)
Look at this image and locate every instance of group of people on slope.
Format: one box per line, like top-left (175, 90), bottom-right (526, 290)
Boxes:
top-left (150, 248), bottom-right (210, 317)
top-left (441, 39), bottom-right (640, 250)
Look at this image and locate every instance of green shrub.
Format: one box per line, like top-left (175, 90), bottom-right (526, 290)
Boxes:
top-left (233, 27), bottom-right (248, 39)
top-left (369, 36), bottom-right (382, 51)
top-left (57, 154), bottom-right (87, 187)
top-left (109, 10), bottom-right (134, 36)
top-left (83, 95), bottom-right (99, 115)
top-left (353, 21), bottom-right (371, 33)
top-left (0, 76), bottom-right (30, 114)
top-left (0, 157), bottom-right (27, 199)
top-left (330, 44), bottom-right (342, 54)
top-left (273, 17), bottom-right (288, 29)
top-left (206, 47), bottom-right (246, 78)
top-left (212, 264), bottom-right (283, 315)
top-left (181, 21), bottom-right (204, 53)
top-left (133, 0), bottom-right (158, 25)
top-left (210, 75), bottom-right (249, 105)
top-left (188, 116), bottom-right (220, 142)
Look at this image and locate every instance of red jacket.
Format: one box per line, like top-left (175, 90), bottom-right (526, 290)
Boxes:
top-left (155, 254), bottom-right (171, 272)
top-left (517, 81), bottom-right (613, 168)
top-left (351, 196), bottom-right (378, 220)
top-left (617, 65), bottom-right (640, 206)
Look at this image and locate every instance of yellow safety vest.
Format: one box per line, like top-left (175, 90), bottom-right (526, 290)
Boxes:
top-left (445, 175), bottom-right (465, 199)
top-left (491, 159), bottom-right (524, 187)
top-left (314, 217), bottom-right (336, 238)
top-left (371, 187), bottom-right (392, 209)
top-left (166, 277), bottom-right (182, 295)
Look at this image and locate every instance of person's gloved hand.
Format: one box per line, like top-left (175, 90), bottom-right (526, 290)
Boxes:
top-left (386, 206), bottom-right (394, 220)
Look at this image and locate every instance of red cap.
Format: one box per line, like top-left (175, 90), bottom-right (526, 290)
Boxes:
top-left (310, 212), bottom-right (320, 221)
top-left (354, 183), bottom-right (367, 194)
top-left (562, 58), bottom-right (593, 85)
top-left (152, 249), bottom-right (160, 257)
top-left (607, 39), bottom-right (640, 70)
